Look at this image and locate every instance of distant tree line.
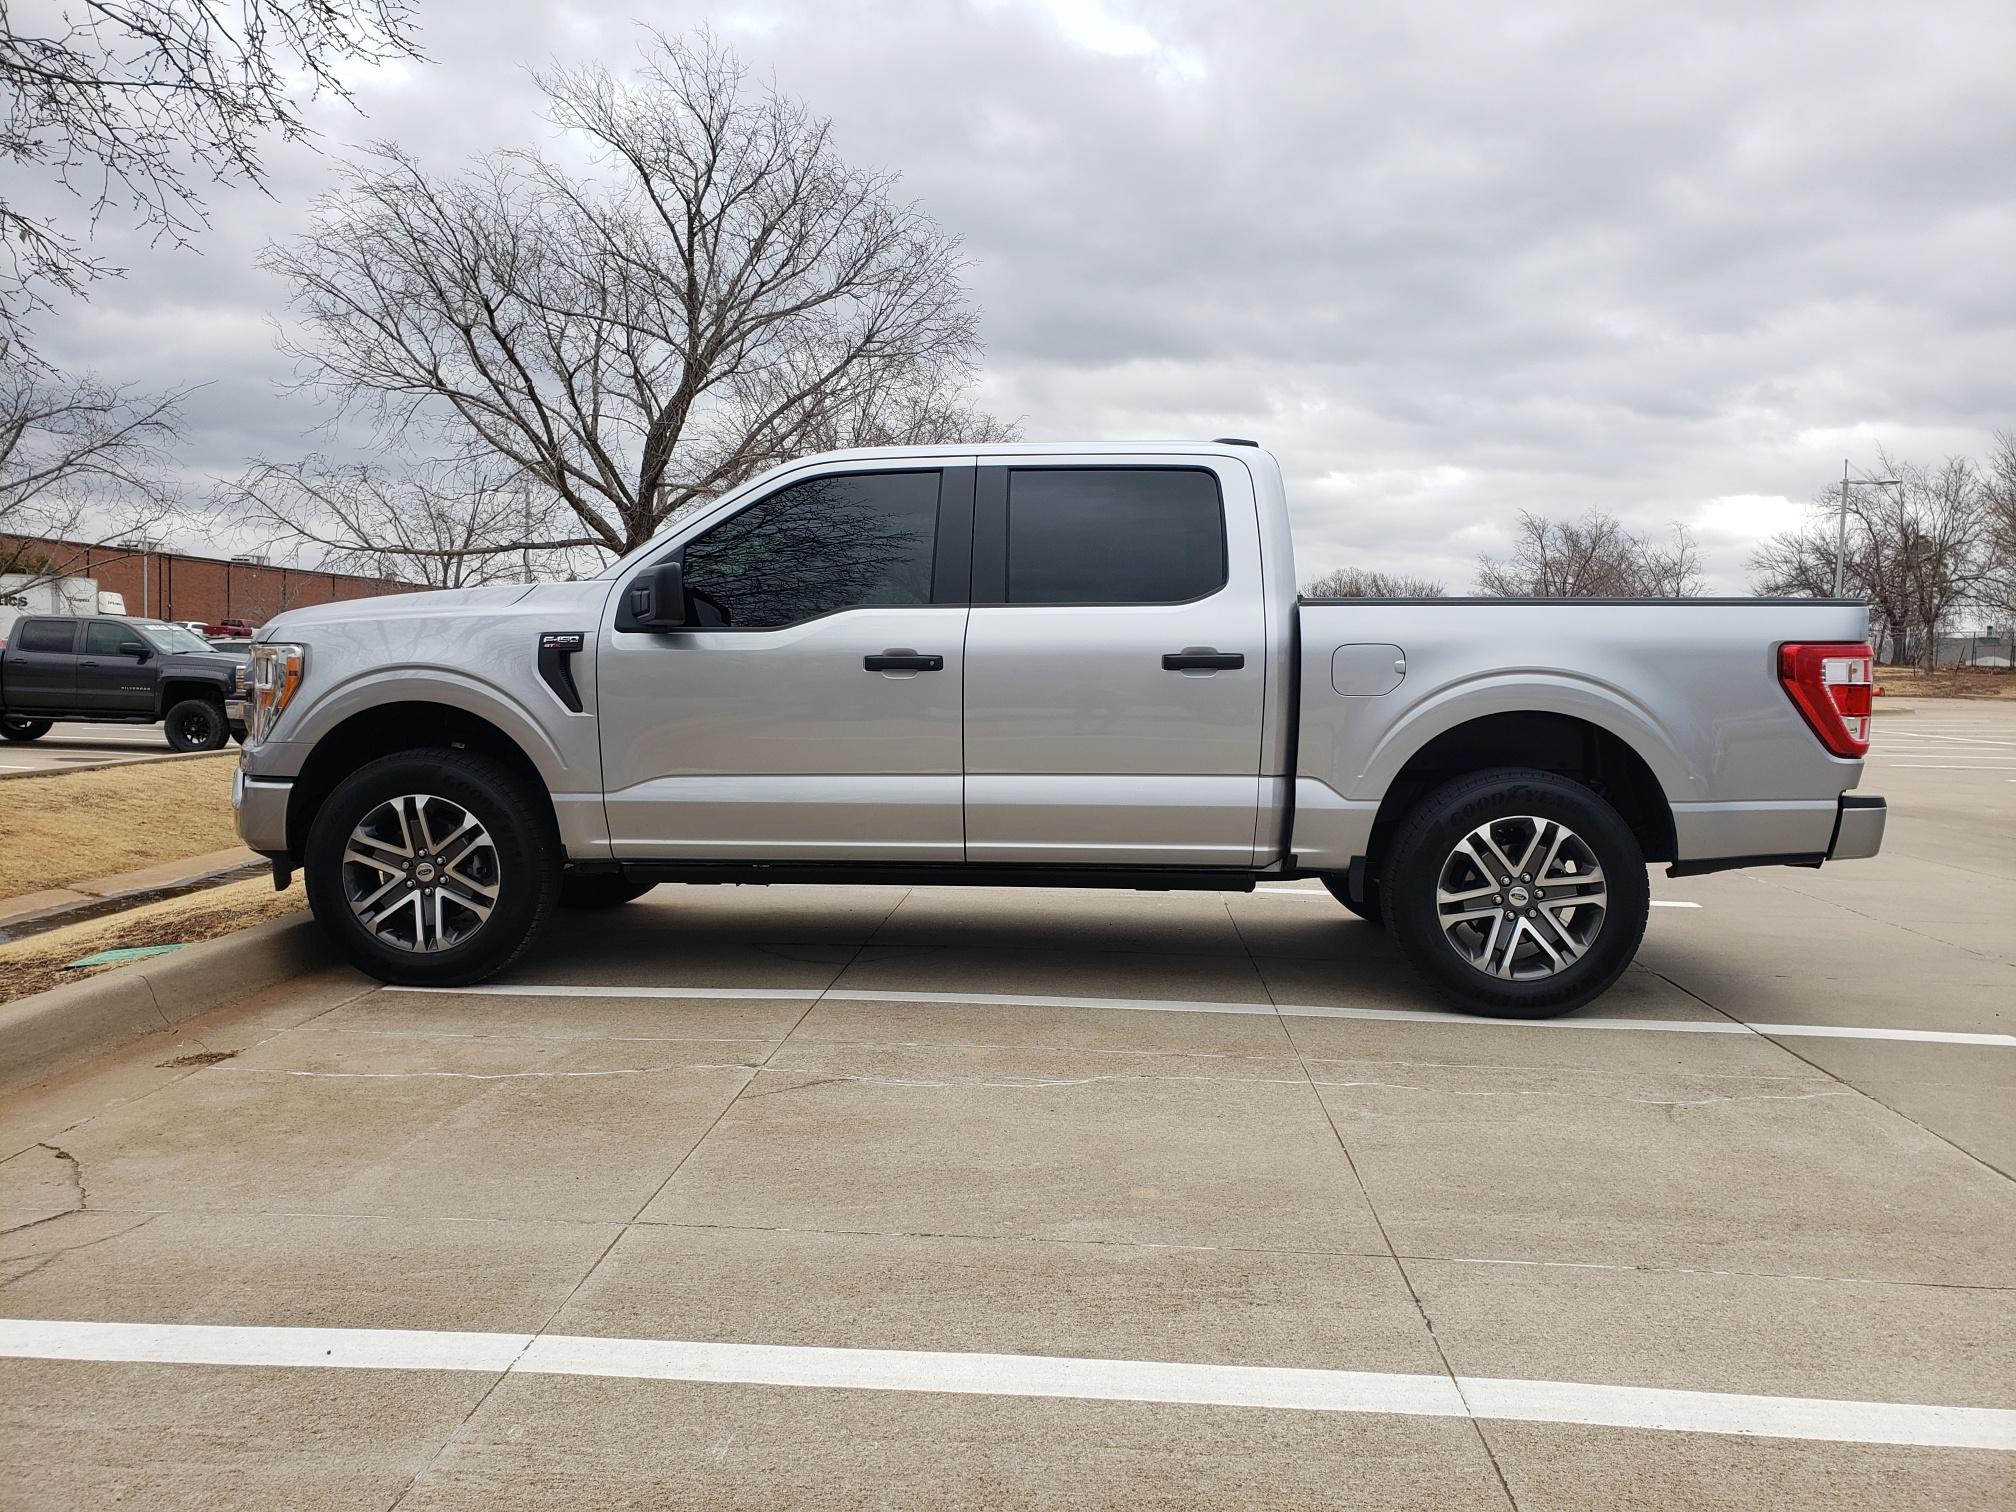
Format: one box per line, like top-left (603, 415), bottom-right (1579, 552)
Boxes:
top-left (1751, 434), bottom-right (2016, 668)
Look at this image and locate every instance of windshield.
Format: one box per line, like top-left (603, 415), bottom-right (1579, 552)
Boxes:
top-left (137, 622), bottom-right (214, 655)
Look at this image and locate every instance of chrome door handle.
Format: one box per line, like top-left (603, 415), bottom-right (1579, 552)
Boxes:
top-left (1162, 650), bottom-right (1244, 671)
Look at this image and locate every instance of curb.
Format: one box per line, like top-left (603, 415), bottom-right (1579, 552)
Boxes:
top-left (0, 848), bottom-right (263, 931)
top-left (0, 912), bottom-right (333, 1095)
top-left (0, 750), bottom-right (235, 783)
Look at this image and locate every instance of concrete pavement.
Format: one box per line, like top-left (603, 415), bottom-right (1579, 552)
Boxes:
top-left (0, 723), bottom-right (177, 776)
top-left (1, 703), bottom-right (2012, 1508)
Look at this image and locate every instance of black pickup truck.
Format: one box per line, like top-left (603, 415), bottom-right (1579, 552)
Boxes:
top-left (0, 614), bottom-right (250, 751)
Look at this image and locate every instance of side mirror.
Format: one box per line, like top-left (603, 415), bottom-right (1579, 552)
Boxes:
top-left (626, 560), bottom-right (687, 630)
top-left (119, 640), bottom-right (148, 660)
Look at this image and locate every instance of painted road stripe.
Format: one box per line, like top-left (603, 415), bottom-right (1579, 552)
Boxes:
top-left (1, 1319), bottom-right (2009, 1451)
top-left (1649, 900), bottom-right (1703, 908)
top-left (388, 985), bottom-right (2016, 1046)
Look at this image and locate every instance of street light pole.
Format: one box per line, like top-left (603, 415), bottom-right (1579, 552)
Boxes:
top-left (1832, 460), bottom-right (1902, 598)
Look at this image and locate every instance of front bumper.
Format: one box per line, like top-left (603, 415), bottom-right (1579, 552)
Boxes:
top-left (1828, 794), bottom-right (1886, 861)
top-left (225, 696), bottom-right (249, 728)
top-left (232, 763), bottom-right (293, 855)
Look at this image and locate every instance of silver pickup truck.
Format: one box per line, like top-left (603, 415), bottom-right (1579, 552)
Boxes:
top-left (233, 441), bottom-right (1885, 1017)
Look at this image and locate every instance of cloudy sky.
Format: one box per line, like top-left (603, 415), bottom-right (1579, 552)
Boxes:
top-left (22, 0), bottom-right (2016, 591)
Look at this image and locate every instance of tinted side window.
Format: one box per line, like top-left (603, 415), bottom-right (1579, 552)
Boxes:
top-left (85, 621), bottom-right (131, 655)
top-left (681, 471), bottom-right (940, 630)
top-left (1006, 469), bottom-right (1226, 605)
top-left (15, 619), bottom-right (76, 653)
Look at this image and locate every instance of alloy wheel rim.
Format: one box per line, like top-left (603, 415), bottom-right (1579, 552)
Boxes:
top-left (341, 793), bottom-right (499, 952)
top-left (1435, 815), bottom-right (1606, 980)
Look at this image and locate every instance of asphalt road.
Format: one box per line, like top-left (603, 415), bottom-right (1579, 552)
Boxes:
top-left (2, 699), bottom-right (2012, 1508)
top-left (0, 723), bottom-right (176, 775)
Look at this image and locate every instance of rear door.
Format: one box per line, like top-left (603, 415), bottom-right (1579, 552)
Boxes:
top-left (962, 457), bottom-right (1268, 865)
top-left (598, 464), bottom-right (975, 861)
top-left (77, 620), bottom-right (157, 713)
top-left (2, 617), bottom-right (80, 712)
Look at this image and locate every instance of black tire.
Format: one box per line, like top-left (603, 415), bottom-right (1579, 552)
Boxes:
top-left (1384, 768), bottom-right (1649, 1019)
top-left (0, 716), bottom-right (53, 743)
top-left (304, 746), bottom-right (561, 986)
top-left (229, 724), bottom-right (247, 745)
top-left (164, 697), bottom-right (228, 752)
top-left (559, 874), bottom-right (658, 909)
top-left (1320, 874), bottom-right (1383, 925)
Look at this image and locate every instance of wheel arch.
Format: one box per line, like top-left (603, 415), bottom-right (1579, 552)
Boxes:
top-left (285, 701), bottom-right (560, 862)
top-left (1363, 710), bottom-right (1678, 885)
top-left (157, 677), bottom-right (228, 716)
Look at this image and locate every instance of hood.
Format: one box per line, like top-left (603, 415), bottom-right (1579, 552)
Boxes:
top-left (261, 584), bottom-right (538, 637)
top-left (163, 649), bottom-right (249, 675)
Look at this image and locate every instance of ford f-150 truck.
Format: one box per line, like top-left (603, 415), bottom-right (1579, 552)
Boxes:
top-left (232, 442), bottom-right (1885, 1017)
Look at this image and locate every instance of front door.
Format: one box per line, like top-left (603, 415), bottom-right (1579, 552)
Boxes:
top-left (77, 620), bottom-right (157, 714)
top-left (961, 459), bottom-right (1268, 866)
top-left (598, 464), bottom-right (973, 862)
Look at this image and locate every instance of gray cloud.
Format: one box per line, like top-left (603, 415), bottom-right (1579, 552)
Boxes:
top-left (20, 0), bottom-right (2016, 592)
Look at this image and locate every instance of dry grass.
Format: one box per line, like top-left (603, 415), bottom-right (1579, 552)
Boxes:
top-left (0, 877), bottom-right (303, 1003)
top-left (0, 755), bottom-right (240, 896)
top-left (1876, 667), bottom-right (2016, 700)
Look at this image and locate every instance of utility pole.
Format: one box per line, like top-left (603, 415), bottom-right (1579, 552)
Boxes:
top-left (1833, 461), bottom-right (1902, 598)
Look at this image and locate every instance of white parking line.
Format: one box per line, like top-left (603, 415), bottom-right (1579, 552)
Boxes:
top-left (386, 985), bottom-right (2016, 1046)
top-left (1, 1319), bottom-right (2008, 1451)
top-left (1649, 900), bottom-right (1703, 908)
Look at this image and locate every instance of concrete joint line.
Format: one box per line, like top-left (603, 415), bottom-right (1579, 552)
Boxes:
top-left (1, 1319), bottom-right (2010, 1453)
top-left (385, 984), bottom-right (2016, 1048)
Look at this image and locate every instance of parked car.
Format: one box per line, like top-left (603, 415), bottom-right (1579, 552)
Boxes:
top-left (0, 615), bottom-right (252, 750)
top-left (232, 441), bottom-right (1885, 1017)
top-left (202, 617), bottom-right (259, 638)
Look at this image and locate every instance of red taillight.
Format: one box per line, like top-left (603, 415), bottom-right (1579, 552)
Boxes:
top-left (1778, 642), bottom-right (1873, 758)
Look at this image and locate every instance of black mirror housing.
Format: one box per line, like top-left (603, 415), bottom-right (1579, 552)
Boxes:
top-left (119, 640), bottom-right (148, 659)
top-left (625, 560), bottom-right (687, 630)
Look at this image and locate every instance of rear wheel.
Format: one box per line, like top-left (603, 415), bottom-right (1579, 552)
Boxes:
top-left (304, 747), bottom-right (561, 986)
top-left (0, 716), bottom-right (52, 743)
top-left (560, 874), bottom-right (658, 909)
top-left (1384, 768), bottom-right (1648, 1018)
top-left (1320, 874), bottom-right (1382, 925)
top-left (164, 697), bottom-right (228, 752)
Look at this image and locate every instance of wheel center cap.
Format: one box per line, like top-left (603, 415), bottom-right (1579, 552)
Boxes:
top-left (414, 860), bottom-right (438, 884)
top-left (1505, 883), bottom-right (1533, 909)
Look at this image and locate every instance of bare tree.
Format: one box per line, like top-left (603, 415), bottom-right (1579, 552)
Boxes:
top-left (1300, 567), bottom-right (1446, 598)
top-left (1751, 450), bottom-right (1991, 667)
top-left (221, 453), bottom-right (592, 588)
top-left (1, 369), bottom-right (185, 584)
top-left (265, 30), bottom-right (1002, 559)
top-left (1985, 429), bottom-right (2016, 611)
top-left (1, 0), bottom-right (424, 360)
top-left (1475, 510), bottom-right (1704, 597)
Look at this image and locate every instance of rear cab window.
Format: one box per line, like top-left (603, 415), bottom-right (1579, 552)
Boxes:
top-left (13, 619), bottom-right (78, 653)
top-left (999, 468), bottom-right (1228, 605)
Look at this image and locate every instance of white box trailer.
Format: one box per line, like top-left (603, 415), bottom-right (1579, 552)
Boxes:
top-left (0, 575), bottom-right (124, 638)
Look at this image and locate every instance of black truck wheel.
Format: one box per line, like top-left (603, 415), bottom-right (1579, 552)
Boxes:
top-left (0, 717), bottom-right (53, 743)
top-left (164, 697), bottom-right (229, 752)
top-left (304, 747), bottom-right (561, 986)
top-left (1383, 768), bottom-right (1648, 1019)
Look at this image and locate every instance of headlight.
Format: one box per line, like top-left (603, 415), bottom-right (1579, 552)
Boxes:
top-left (248, 643), bottom-right (305, 742)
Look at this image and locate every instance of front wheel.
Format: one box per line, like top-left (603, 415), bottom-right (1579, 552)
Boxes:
top-left (164, 697), bottom-right (228, 752)
top-left (1383, 768), bottom-right (1649, 1019)
top-left (0, 716), bottom-right (53, 743)
top-left (304, 747), bottom-right (561, 986)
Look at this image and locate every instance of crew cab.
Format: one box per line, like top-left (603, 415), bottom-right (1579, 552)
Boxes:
top-left (1, 615), bottom-right (250, 751)
top-left (232, 443), bottom-right (1885, 1017)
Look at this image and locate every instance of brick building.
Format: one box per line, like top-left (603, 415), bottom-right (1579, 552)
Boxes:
top-left (2, 536), bottom-right (418, 627)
